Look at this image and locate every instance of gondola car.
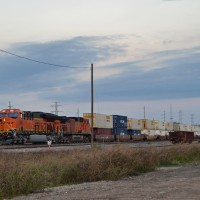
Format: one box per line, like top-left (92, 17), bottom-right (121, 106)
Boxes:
top-left (169, 131), bottom-right (194, 144)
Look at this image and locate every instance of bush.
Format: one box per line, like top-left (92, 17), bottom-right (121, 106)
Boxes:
top-left (0, 144), bottom-right (200, 199)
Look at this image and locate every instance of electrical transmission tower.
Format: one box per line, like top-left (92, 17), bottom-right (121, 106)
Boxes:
top-left (8, 101), bottom-right (13, 109)
top-left (179, 110), bottom-right (183, 124)
top-left (170, 104), bottom-right (173, 122)
top-left (163, 110), bottom-right (166, 122)
top-left (143, 106), bottom-right (146, 119)
top-left (51, 102), bottom-right (62, 115)
top-left (191, 114), bottom-right (194, 125)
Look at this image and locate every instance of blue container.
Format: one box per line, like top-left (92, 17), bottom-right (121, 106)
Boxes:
top-left (128, 129), bottom-right (141, 135)
top-left (112, 115), bottom-right (127, 128)
top-left (112, 128), bottom-right (128, 135)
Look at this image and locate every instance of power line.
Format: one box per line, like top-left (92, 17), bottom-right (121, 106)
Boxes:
top-left (0, 48), bottom-right (89, 69)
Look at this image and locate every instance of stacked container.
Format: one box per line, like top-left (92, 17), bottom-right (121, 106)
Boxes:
top-left (83, 113), bottom-right (113, 128)
top-left (83, 113), bottom-right (113, 135)
top-left (154, 120), bottom-right (165, 130)
top-left (127, 118), bottom-right (143, 140)
top-left (164, 122), bottom-right (174, 131)
top-left (173, 123), bottom-right (181, 131)
top-left (127, 118), bottom-right (144, 131)
top-left (142, 119), bottom-right (156, 130)
top-left (112, 115), bottom-right (127, 135)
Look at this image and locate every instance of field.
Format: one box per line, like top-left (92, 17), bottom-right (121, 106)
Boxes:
top-left (0, 143), bottom-right (200, 199)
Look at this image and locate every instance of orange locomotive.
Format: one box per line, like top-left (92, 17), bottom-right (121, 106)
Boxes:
top-left (0, 108), bottom-right (91, 144)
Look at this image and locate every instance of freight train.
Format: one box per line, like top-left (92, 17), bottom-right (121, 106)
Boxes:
top-left (0, 108), bottom-right (91, 144)
top-left (0, 108), bottom-right (199, 144)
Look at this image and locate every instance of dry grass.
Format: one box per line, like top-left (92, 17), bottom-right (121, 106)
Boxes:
top-left (0, 144), bottom-right (200, 199)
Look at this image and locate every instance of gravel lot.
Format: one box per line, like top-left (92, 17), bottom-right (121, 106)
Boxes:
top-left (13, 164), bottom-right (200, 200)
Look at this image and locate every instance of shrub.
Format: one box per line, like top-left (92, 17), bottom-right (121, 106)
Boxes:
top-left (0, 143), bottom-right (200, 199)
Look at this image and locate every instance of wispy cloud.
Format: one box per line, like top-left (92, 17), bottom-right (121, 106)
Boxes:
top-left (95, 46), bottom-right (200, 101)
top-left (0, 36), bottom-right (200, 113)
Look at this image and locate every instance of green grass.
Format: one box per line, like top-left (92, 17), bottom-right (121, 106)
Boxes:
top-left (0, 144), bottom-right (200, 199)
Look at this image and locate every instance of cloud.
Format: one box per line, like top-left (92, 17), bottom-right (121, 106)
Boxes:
top-left (0, 36), bottom-right (200, 115)
top-left (94, 46), bottom-right (200, 101)
top-left (0, 36), bottom-right (127, 102)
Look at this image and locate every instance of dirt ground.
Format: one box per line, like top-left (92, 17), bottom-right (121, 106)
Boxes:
top-left (13, 164), bottom-right (200, 200)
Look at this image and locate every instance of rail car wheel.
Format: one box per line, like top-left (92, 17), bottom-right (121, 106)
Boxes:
top-left (188, 140), bottom-right (192, 144)
top-left (172, 140), bottom-right (177, 144)
top-left (83, 136), bottom-right (90, 143)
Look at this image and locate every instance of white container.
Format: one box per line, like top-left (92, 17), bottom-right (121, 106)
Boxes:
top-left (185, 125), bottom-right (192, 131)
top-left (127, 118), bottom-right (144, 130)
top-left (164, 122), bottom-right (174, 131)
top-left (105, 115), bottom-right (113, 128)
top-left (142, 119), bottom-right (156, 130)
top-left (192, 125), bottom-right (200, 132)
top-left (179, 124), bottom-right (189, 131)
top-left (154, 120), bottom-right (165, 130)
top-left (83, 113), bottom-right (113, 128)
top-left (141, 129), bottom-right (158, 140)
top-left (173, 123), bottom-right (180, 131)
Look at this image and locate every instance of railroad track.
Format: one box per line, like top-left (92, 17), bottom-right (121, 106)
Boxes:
top-left (0, 142), bottom-right (91, 150)
top-left (0, 141), bottom-right (174, 152)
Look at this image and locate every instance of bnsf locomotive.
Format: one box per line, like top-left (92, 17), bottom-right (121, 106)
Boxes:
top-left (0, 108), bottom-right (91, 144)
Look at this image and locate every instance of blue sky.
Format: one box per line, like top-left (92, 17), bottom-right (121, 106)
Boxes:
top-left (0, 0), bottom-right (200, 124)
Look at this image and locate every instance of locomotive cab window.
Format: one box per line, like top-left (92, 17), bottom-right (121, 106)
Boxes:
top-left (0, 113), bottom-right (6, 118)
top-left (8, 113), bottom-right (18, 119)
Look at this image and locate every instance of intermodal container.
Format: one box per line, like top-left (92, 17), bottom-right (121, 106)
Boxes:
top-left (83, 113), bottom-right (113, 128)
top-left (112, 115), bottom-right (127, 128)
top-left (164, 122), bottom-right (174, 131)
top-left (154, 120), bottom-right (165, 130)
top-left (142, 119), bottom-right (155, 130)
top-left (128, 129), bottom-right (141, 135)
top-left (127, 118), bottom-right (143, 130)
top-left (105, 115), bottom-right (113, 128)
top-left (112, 127), bottom-right (127, 135)
top-left (192, 125), bottom-right (200, 132)
top-left (179, 124), bottom-right (187, 131)
top-left (173, 123), bottom-right (180, 131)
top-left (93, 128), bottom-right (112, 135)
top-left (141, 129), bottom-right (159, 140)
top-left (185, 125), bottom-right (192, 132)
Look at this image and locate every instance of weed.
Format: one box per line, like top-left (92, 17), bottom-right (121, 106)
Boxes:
top-left (0, 143), bottom-right (200, 199)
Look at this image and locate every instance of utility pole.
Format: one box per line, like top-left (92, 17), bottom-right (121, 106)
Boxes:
top-left (143, 106), bottom-right (146, 119)
top-left (91, 63), bottom-right (94, 146)
top-left (51, 102), bottom-right (61, 115)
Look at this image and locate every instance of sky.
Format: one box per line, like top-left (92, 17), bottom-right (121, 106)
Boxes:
top-left (0, 0), bottom-right (200, 124)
